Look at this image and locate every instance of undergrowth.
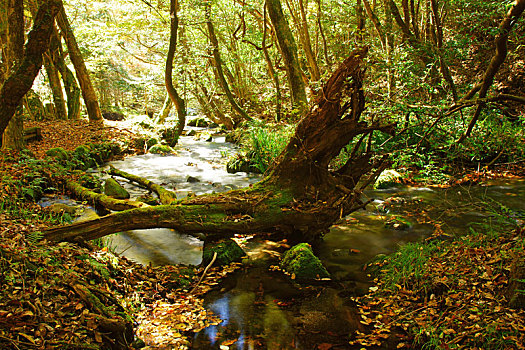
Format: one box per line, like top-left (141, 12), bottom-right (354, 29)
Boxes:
top-left (352, 201), bottom-right (525, 349)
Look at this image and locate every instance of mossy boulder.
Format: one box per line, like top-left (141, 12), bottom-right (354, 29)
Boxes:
top-left (280, 243), bottom-right (330, 281)
top-left (374, 169), bottom-right (403, 189)
top-left (46, 147), bottom-right (70, 161)
top-left (104, 178), bottom-right (130, 199)
top-left (47, 203), bottom-right (77, 216)
top-left (384, 216), bottom-right (412, 230)
top-left (188, 117), bottom-right (210, 127)
top-left (202, 238), bottom-right (246, 266)
top-left (149, 144), bottom-right (173, 154)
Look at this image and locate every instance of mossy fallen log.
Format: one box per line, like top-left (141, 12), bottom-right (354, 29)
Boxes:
top-left (67, 181), bottom-right (143, 211)
top-left (108, 165), bottom-right (178, 204)
top-left (44, 48), bottom-right (394, 244)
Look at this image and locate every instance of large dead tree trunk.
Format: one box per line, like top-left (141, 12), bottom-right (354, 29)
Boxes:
top-left (44, 47), bottom-right (395, 243)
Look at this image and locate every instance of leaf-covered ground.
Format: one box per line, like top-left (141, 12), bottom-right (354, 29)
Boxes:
top-left (351, 223), bottom-right (525, 349)
top-left (0, 119), bottom-right (238, 349)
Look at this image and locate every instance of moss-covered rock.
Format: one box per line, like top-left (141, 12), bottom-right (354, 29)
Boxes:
top-left (47, 203), bottom-right (77, 216)
top-left (188, 117), bottom-right (210, 127)
top-left (202, 238), bottom-right (246, 266)
top-left (280, 243), bottom-right (330, 281)
top-left (149, 144), bottom-right (173, 154)
top-left (104, 178), bottom-right (130, 199)
top-left (374, 169), bottom-right (403, 189)
top-left (46, 147), bottom-right (70, 161)
top-left (225, 129), bottom-right (243, 144)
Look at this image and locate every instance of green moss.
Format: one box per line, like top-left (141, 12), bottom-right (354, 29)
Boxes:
top-left (188, 117), bottom-right (210, 127)
top-left (146, 138), bottom-right (158, 148)
top-left (149, 144), bottom-right (173, 154)
top-left (280, 243), bottom-right (330, 281)
top-left (46, 147), bottom-right (70, 161)
top-left (79, 174), bottom-right (102, 192)
top-left (104, 178), bottom-right (130, 199)
top-left (202, 238), bottom-right (246, 266)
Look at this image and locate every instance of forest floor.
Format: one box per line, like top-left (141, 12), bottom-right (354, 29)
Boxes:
top-left (1, 119), bottom-right (524, 349)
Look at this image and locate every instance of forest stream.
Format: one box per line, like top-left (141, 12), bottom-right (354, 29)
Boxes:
top-left (39, 129), bottom-right (525, 350)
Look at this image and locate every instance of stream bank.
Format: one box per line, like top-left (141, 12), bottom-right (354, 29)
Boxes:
top-left (95, 132), bottom-right (525, 349)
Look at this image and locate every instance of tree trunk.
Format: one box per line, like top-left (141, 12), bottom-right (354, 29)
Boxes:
top-left (1, 0), bottom-right (25, 150)
top-left (51, 25), bottom-right (81, 120)
top-left (266, 0), bottom-right (308, 115)
top-left (193, 77), bottom-right (235, 130)
top-left (0, 0), bottom-right (61, 138)
top-left (285, 0), bottom-right (321, 82)
top-left (27, 0), bottom-right (69, 121)
top-left (156, 93), bottom-right (172, 124)
top-left (261, 4), bottom-right (282, 120)
top-left (43, 53), bottom-right (68, 120)
top-left (56, 2), bottom-right (103, 122)
top-left (44, 48), bottom-right (396, 244)
top-left (165, 0), bottom-right (186, 142)
top-left (205, 0), bottom-right (251, 124)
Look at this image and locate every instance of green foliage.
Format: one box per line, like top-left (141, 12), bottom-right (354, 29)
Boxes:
top-left (374, 242), bottom-right (441, 292)
top-left (237, 121), bottom-right (295, 173)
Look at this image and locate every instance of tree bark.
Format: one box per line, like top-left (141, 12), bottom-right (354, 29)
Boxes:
top-left (266, 0), bottom-right (308, 115)
top-left (165, 0), bottom-right (186, 142)
top-left (43, 53), bottom-right (68, 120)
top-left (44, 48), bottom-right (396, 244)
top-left (0, 0), bottom-right (61, 138)
top-left (52, 26), bottom-right (81, 120)
top-left (1, 0), bottom-right (25, 150)
top-left (205, 0), bottom-right (252, 124)
top-left (156, 93), bottom-right (172, 124)
top-left (56, 2), bottom-right (103, 122)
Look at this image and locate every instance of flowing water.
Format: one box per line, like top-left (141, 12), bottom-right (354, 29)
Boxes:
top-left (43, 130), bottom-right (525, 349)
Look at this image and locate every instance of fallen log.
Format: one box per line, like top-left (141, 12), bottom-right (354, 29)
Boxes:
top-left (66, 181), bottom-right (144, 211)
top-left (23, 127), bottom-right (42, 142)
top-left (44, 47), bottom-right (395, 244)
top-left (107, 165), bottom-right (178, 204)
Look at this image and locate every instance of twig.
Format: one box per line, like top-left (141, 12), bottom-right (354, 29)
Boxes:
top-left (190, 251), bottom-right (217, 294)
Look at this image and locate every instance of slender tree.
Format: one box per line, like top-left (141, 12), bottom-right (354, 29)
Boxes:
top-left (457, 0), bottom-right (525, 143)
top-left (164, 0), bottom-right (186, 144)
top-left (205, 0), bottom-right (251, 124)
top-left (56, 1), bottom-right (102, 122)
top-left (266, 0), bottom-right (308, 115)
